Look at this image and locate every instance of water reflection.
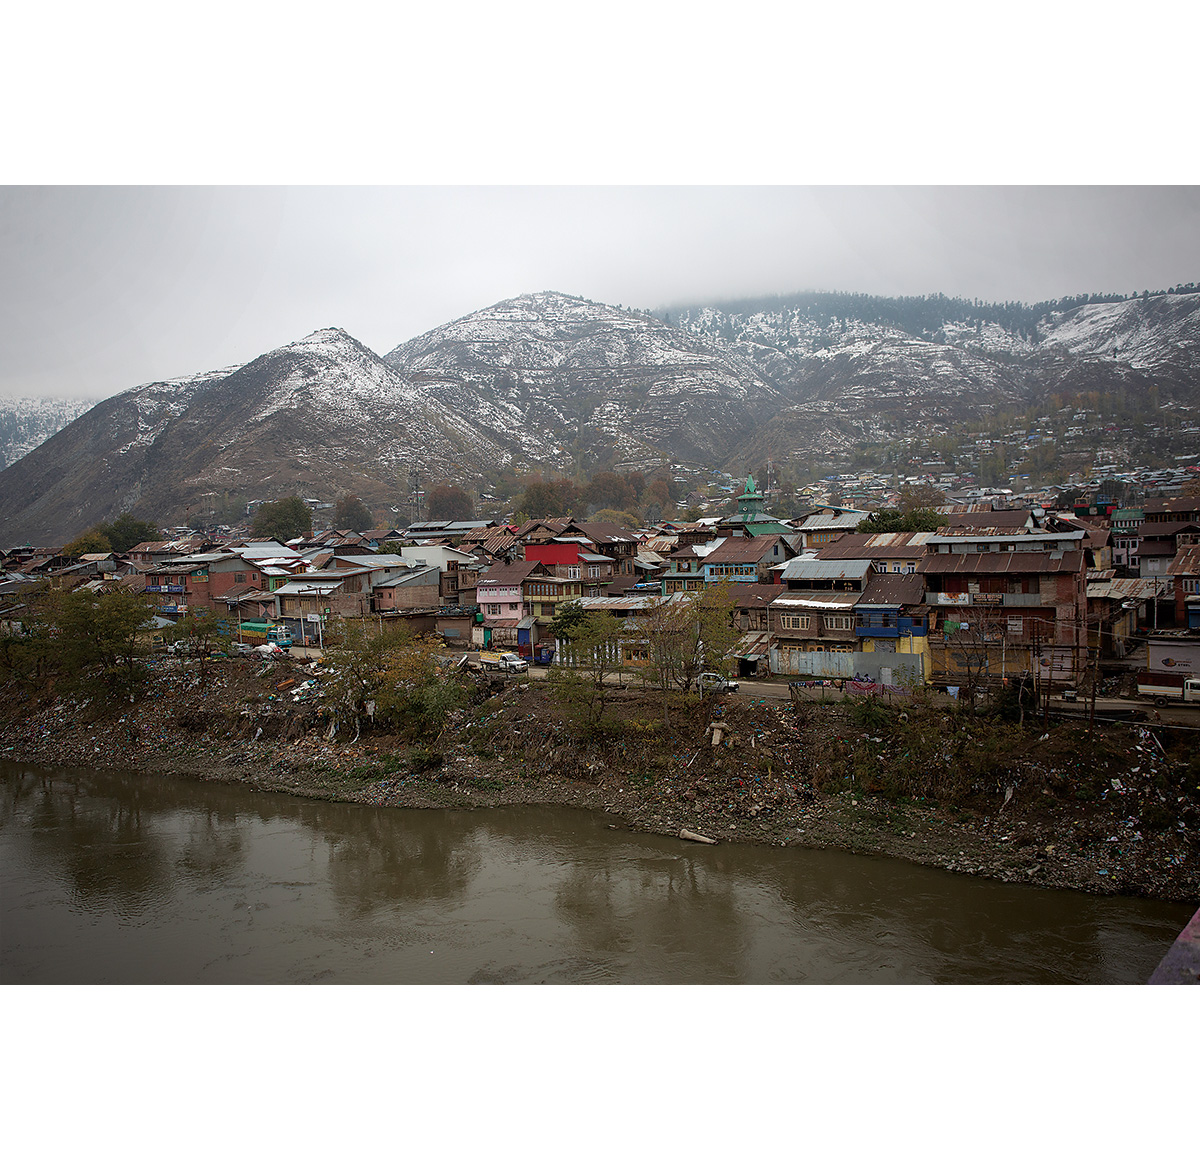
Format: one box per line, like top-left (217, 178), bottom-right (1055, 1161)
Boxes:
top-left (1, 761), bottom-right (1190, 984)
top-left (4, 768), bottom-right (176, 918)
top-left (316, 808), bottom-right (483, 912)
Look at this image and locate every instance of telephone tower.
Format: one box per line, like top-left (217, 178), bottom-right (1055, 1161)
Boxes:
top-left (407, 470), bottom-right (423, 524)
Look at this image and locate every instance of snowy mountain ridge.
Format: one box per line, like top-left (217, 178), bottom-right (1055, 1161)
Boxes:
top-left (1, 286), bottom-right (1197, 545)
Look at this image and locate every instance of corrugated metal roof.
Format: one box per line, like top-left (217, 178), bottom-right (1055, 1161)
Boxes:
top-left (1166, 546), bottom-right (1200, 574)
top-left (725, 583), bottom-right (786, 607)
top-left (920, 551), bottom-right (1085, 574)
top-left (734, 630), bottom-right (771, 659)
top-left (934, 525), bottom-right (1054, 538)
top-left (771, 592), bottom-right (861, 609)
top-left (1087, 577), bottom-right (1170, 601)
top-left (703, 535), bottom-right (788, 564)
top-left (855, 575), bottom-right (926, 606)
top-left (797, 511), bottom-right (870, 530)
top-left (816, 531), bottom-right (935, 556)
top-left (578, 594), bottom-right (666, 610)
top-left (478, 561), bottom-right (545, 586)
top-left (1138, 521), bottom-right (1200, 537)
top-left (781, 558), bottom-right (872, 581)
top-left (273, 580), bottom-right (341, 596)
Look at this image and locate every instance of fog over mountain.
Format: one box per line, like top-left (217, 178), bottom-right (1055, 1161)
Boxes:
top-left (4, 186), bottom-right (1199, 407)
top-left (1, 282), bottom-right (1197, 546)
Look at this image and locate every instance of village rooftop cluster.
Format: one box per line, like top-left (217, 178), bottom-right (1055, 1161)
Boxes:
top-left (3, 472), bottom-right (1200, 694)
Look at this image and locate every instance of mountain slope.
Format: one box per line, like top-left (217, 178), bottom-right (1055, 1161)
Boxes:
top-left (0, 329), bottom-right (506, 545)
top-left (0, 397), bottom-right (102, 471)
top-left (663, 290), bottom-right (1200, 464)
top-left (3, 287), bottom-right (1198, 545)
top-left (383, 291), bottom-right (786, 470)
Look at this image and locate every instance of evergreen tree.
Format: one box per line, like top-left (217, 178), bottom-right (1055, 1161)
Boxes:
top-left (252, 497), bottom-right (312, 542)
top-left (97, 514), bottom-right (161, 554)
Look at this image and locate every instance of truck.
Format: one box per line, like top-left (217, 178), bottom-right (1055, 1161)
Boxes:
top-left (268, 624), bottom-right (294, 647)
top-left (695, 671), bottom-right (739, 694)
top-left (479, 650), bottom-right (528, 674)
top-left (1137, 671), bottom-right (1200, 707)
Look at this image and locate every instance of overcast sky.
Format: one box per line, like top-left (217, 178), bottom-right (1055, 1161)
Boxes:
top-left (2, 185), bottom-right (1198, 402)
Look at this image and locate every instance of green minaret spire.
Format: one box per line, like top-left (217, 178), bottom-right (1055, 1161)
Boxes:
top-left (738, 474), bottom-right (764, 521)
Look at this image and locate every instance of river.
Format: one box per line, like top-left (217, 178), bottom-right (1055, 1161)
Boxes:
top-left (0, 761), bottom-right (1189, 983)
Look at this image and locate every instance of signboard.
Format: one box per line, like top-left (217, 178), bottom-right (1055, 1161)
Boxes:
top-left (974, 592), bottom-right (1003, 604)
top-left (1147, 638), bottom-right (1200, 675)
top-left (938, 592), bottom-right (971, 605)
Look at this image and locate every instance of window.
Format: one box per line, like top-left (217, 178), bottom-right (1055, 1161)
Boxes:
top-left (824, 615), bottom-right (853, 631)
top-left (778, 614), bottom-right (810, 631)
top-left (487, 604), bottom-right (500, 615)
top-left (234, 573), bottom-right (246, 583)
top-left (508, 603), bottom-right (519, 611)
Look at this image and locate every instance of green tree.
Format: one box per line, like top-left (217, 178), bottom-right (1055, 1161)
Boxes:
top-left (586, 471), bottom-right (635, 512)
top-left (252, 496), bottom-right (312, 542)
top-left (62, 529), bottom-right (113, 558)
top-left (425, 484), bottom-right (474, 521)
top-left (858, 507), bottom-right (942, 534)
top-left (0, 583), bottom-right (57, 692)
top-left (322, 626), bottom-right (464, 741)
top-left (98, 513), bottom-right (161, 554)
top-left (333, 494), bottom-right (374, 532)
top-left (548, 598), bottom-right (587, 641)
top-left (47, 589), bottom-right (157, 702)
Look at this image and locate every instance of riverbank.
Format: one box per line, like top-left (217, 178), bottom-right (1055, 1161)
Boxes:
top-left (1, 657), bottom-right (1197, 902)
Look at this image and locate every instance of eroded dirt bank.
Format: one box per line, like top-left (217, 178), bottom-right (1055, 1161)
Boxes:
top-left (2, 658), bottom-right (1197, 903)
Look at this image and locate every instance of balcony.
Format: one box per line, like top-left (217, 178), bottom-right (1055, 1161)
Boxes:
top-left (926, 591), bottom-right (1043, 608)
top-left (1001, 593), bottom-right (1044, 607)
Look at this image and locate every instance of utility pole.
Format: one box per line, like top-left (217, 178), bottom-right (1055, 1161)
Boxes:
top-left (1031, 619), bottom-right (1041, 710)
top-left (1088, 622), bottom-right (1099, 733)
top-left (1043, 619), bottom-right (1055, 732)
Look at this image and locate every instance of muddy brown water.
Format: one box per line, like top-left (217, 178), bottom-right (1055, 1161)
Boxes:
top-left (0, 761), bottom-right (1190, 983)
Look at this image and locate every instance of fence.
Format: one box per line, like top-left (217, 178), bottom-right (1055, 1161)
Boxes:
top-left (769, 647), bottom-right (924, 685)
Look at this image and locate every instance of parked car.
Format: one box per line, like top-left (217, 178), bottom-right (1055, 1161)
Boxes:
top-left (696, 672), bottom-right (739, 694)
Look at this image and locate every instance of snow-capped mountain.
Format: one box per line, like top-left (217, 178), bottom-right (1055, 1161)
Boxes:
top-left (0, 328), bottom-right (507, 545)
top-left (0, 396), bottom-right (102, 470)
top-left (663, 290), bottom-right (1200, 462)
top-left (1, 286), bottom-right (1196, 545)
top-left (1037, 292), bottom-right (1200, 371)
top-left (383, 291), bottom-right (785, 470)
